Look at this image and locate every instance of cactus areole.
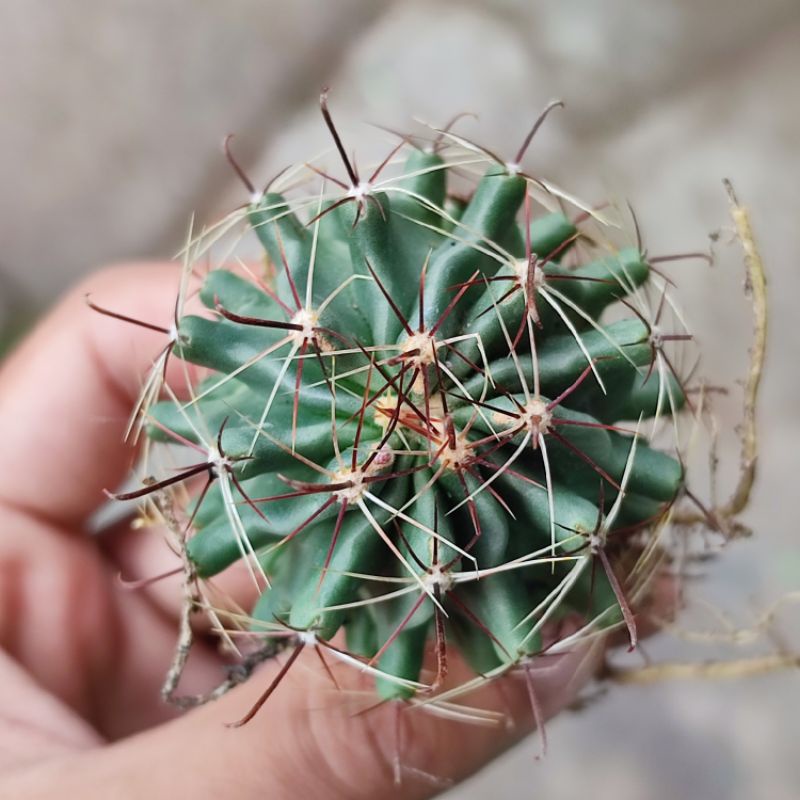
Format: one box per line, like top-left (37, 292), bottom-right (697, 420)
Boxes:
top-left (115, 93), bottom-right (694, 712)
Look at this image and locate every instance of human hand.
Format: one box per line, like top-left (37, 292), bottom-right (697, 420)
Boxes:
top-left (0, 263), bottom-right (612, 799)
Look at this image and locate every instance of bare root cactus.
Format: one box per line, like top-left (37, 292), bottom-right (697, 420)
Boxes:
top-left (98, 91), bottom-right (760, 725)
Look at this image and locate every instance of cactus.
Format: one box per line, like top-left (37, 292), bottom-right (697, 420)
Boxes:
top-left (106, 92), bottom-right (697, 716)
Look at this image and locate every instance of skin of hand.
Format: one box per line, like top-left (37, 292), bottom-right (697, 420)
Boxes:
top-left (0, 263), bottom-right (616, 799)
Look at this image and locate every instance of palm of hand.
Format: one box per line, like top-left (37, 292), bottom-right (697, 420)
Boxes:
top-left (0, 264), bottom-right (604, 799)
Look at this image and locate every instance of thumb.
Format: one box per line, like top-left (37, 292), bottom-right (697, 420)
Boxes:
top-left (1, 637), bottom-right (604, 800)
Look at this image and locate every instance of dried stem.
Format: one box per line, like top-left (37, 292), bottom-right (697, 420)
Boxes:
top-left (675, 180), bottom-right (768, 534)
top-left (606, 654), bottom-right (798, 685)
top-left (155, 489), bottom-right (201, 706)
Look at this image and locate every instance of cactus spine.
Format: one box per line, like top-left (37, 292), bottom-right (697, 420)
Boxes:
top-left (121, 92), bottom-right (692, 712)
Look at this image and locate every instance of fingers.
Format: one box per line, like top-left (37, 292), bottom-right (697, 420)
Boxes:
top-left (103, 517), bottom-right (260, 635)
top-left (0, 650), bottom-right (104, 772)
top-left (0, 638), bottom-right (605, 800)
top-left (0, 503), bottom-right (226, 745)
top-left (0, 262), bottom-right (195, 527)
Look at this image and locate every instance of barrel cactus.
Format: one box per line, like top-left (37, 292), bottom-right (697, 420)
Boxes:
top-left (109, 91), bottom-right (696, 720)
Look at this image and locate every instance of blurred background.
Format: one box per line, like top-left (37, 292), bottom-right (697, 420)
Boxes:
top-left (1, 1), bottom-right (798, 797)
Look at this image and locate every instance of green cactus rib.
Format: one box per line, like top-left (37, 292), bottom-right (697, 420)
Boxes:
top-left (143, 100), bottom-right (691, 705)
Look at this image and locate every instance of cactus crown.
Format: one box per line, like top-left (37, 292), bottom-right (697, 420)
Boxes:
top-left (115, 92), bottom-right (693, 714)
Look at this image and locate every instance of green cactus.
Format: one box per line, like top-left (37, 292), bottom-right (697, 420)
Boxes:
top-left (111, 92), bottom-right (693, 711)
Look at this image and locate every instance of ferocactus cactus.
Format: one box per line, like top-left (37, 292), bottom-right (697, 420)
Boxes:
top-left (106, 91), bottom-right (698, 720)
